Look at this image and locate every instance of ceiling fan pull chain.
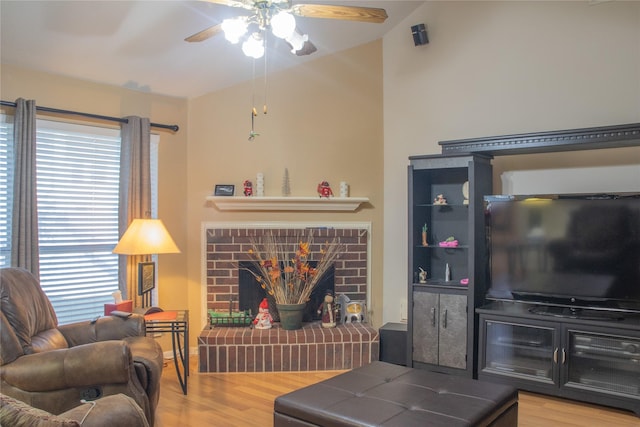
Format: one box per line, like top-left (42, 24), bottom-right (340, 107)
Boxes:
top-left (251, 57), bottom-right (257, 116)
top-left (248, 58), bottom-right (259, 141)
top-left (263, 33), bottom-right (268, 115)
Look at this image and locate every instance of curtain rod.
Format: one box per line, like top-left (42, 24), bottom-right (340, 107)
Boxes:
top-left (0, 100), bottom-right (179, 132)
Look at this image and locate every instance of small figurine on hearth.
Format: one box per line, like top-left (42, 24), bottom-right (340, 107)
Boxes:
top-left (253, 298), bottom-right (272, 329)
top-left (317, 290), bottom-right (337, 328)
top-left (317, 180), bottom-right (334, 198)
top-left (243, 180), bottom-right (253, 197)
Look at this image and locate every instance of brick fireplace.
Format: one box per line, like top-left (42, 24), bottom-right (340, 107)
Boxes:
top-left (198, 222), bottom-right (379, 372)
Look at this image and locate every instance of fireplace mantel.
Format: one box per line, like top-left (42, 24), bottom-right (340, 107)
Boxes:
top-left (206, 196), bottom-right (369, 211)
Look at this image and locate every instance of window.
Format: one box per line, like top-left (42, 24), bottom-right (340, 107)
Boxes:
top-left (0, 116), bottom-right (13, 267)
top-left (0, 117), bottom-right (158, 324)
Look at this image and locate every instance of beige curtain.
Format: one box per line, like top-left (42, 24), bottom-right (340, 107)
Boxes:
top-left (11, 98), bottom-right (40, 277)
top-left (118, 116), bottom-right (151, 307)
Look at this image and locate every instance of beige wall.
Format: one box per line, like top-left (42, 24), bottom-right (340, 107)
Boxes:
top-left (186, 40), bottom-right (385, 332)
top-left (382, 1), bottom-right (640, 322)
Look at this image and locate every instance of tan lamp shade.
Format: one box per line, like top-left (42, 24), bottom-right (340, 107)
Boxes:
top-left (113, 219), bottom-right (181, 255)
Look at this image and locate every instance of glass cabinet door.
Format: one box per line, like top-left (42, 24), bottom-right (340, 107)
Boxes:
top-left (482, 320), bottom-right (555, 383)
top-left (565, 331), bottom-right (640, 398)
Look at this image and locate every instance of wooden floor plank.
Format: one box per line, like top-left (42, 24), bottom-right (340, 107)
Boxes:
top-left (155, 358), bottom-right (639, 426)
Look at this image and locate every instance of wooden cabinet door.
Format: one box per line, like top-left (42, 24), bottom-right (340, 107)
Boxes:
top-left (438, 294), bottom-right (467, 369)
top-left (412, 291), bottom-right (439, 365)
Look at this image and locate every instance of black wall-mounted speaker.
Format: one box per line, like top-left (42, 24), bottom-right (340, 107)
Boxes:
top-left (411, 23), bottom-right (429, 46)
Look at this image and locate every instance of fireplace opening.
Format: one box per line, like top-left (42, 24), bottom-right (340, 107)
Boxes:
top-left (238, 261), bottom-right (335, 322)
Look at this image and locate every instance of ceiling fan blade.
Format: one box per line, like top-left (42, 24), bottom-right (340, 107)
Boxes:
top-left (185, 24), bottom-right (223, 43)
top-left (291, 4), bottom-right (388, 23)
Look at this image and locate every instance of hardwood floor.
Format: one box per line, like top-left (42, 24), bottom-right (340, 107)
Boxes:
top-left (155, 357), bottom-right (639, 426)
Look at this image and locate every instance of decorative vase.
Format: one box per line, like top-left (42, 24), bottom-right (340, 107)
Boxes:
top-left (276, 303), bottom-right (306, 330)
top-left (421, 231), bottom-right (428, 246)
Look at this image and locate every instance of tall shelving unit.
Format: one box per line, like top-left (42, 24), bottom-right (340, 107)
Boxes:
top-left (407, 153), bottom-right (492, 377)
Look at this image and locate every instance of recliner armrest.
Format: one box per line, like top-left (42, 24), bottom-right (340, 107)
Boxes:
top-left (1, 341), bottom-right (132, 391)
top-left (64, 393), bottom-right (150, 427)
top-left (0, 392), bottom-right (150, 427)
top-left (59, 314), bottom-right (146, 346)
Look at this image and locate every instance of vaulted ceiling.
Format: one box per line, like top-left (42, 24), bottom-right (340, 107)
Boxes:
top-left (1, 1), bottom-right (424, 98)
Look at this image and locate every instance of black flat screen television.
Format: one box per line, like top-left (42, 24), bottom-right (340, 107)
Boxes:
top-left (484, 193), bottom-right (640, 314)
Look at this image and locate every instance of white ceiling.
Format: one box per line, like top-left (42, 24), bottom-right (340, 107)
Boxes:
top-left (1, 1), bottom-right (424, 99)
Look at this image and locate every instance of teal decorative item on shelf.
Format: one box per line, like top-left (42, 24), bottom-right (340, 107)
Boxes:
top-left (421, 223), bottom-right (428, 246)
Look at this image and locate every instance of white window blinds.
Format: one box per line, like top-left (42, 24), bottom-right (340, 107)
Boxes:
top-left (0, 117), bottom-right (158, 324)
top-left (36, 120), bottom-right (122, 323)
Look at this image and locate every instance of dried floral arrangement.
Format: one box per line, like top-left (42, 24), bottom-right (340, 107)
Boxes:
top-left (244, 230), bottom-right (344, 305)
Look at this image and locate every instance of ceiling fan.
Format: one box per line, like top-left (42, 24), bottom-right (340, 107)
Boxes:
top-left (185, 0), bottom-right (388, 57)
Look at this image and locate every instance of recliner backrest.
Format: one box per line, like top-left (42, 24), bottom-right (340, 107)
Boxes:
top-left (0, 267), bottom-right (68, 359)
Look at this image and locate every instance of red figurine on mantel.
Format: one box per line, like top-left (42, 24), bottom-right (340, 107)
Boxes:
top-left (243, 180), bottom-right (253, 196)
top-left (317, 181), bottom-right (333, 198)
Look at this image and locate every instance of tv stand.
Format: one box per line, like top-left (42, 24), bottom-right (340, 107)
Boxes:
top-left (477, 301), bottom-right (640, 416)
top-left (528, 305), bottom-right (626, 321)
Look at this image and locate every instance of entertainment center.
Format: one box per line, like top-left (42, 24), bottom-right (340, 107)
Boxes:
top-left (407, 123), bottom-right (640, 415)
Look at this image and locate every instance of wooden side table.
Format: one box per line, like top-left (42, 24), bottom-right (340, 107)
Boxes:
top-left (144, 310), bottom-right (189, 394)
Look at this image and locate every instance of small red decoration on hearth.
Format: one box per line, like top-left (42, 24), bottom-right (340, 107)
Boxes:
top-left (243, 180), bottom-right (253, 196)
top-left (253, 298), bottom-right (272, 329)
top-left (317, 181), bottom-right (333, 198)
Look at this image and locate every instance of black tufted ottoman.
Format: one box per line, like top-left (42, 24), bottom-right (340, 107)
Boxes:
top-left (274, 361), bottom-right (518, 427)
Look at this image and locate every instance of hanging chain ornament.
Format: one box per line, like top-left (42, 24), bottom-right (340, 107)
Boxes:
top-left (248, 31), bottom-right (269, 141)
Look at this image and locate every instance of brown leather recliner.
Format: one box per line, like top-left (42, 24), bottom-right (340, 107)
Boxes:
top-left (0, 267), bottom-right (164, 426)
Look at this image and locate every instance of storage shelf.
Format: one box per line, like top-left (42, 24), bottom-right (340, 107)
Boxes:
top-left (415, 245), bottom-right (469, 249)
top-left (415, 204), bottom-right (469, 208)
top-left (413, 282), bottom-right (468, 290)
top-left (490, 341), bottom-right (553, 354)
top-left (408, 154), bottom-right (493, 377)
top-left (206, 196), bottom-right (369, 211)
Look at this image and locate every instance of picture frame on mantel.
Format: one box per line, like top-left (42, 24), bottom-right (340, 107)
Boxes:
top-left (214, 184), bottom-right (235, 196)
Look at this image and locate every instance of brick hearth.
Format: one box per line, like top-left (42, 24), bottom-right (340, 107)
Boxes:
top-left (198, 322), bottom-right (379, 373)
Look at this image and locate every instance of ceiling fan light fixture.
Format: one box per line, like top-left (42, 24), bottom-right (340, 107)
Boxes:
top-left (270, 11), bottom-right (296, 39)
top-left (242, 32), bottom-right (265, 58)
top-left (221, 17), bottom-right (248, 44)
top-left (286, 31), bottom-right (308, 53)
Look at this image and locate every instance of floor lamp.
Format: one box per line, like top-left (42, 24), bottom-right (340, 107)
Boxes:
top-left (113, 219), bottom-right (180, 309)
